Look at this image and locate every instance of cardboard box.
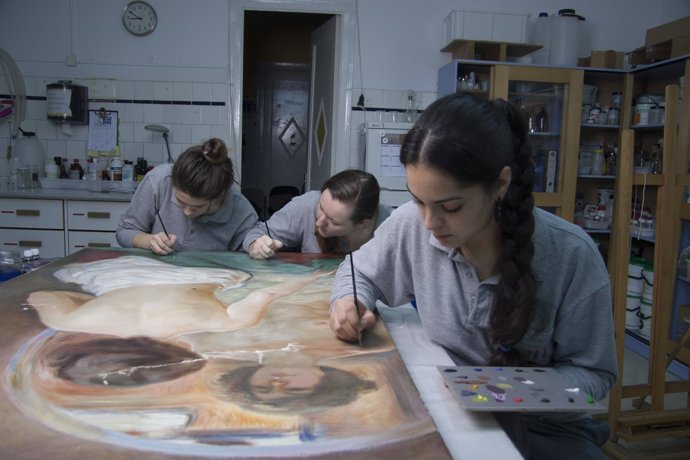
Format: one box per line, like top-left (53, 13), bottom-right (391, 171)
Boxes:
top-left (628, 37), bottom-right (690, 65)
top-left (578, 50), bottom-right (625, 69)
top-left (443, 10), bottom-right (529, 45)
top-left (645, 15), bottom-right (690, 46)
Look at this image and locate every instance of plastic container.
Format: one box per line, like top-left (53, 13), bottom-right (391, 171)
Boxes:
top-left (122, 161), bottom-right (134, 181)
top-left (110, 157), bottom-right (123, 181)
top-left (530, 12), bottom-right (550, 65)
top-left (14, 131), bottom-right (46, 185)
top-left (0, 250), bottom-right (21, 282)
top-left (633, 103), bottom-right (654, 126)
top-left (548, 9), bottom-right (585, 66)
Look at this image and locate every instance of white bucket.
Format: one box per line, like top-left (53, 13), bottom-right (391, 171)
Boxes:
top-left (626, 294), bottom-right (641, 328)
top-left (627, 262), bottom-right (644, 295)
top-left (638, 300), bottom-right (652, 338)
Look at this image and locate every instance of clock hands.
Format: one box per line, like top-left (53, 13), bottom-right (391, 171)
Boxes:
top-left (127, 12), bottom-right (143, 20)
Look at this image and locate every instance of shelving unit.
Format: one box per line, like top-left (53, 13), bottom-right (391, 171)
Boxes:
top-left (438, 60), bottom-right (583, 219)
top-left (605, 56), bottom-right (690, 457)
top-left (438, 54), bottom-right (690, 457)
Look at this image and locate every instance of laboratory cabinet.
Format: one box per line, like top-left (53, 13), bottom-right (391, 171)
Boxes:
top-left (437, 60), bottom-right (583, 220)
top-left (0, 194), bottom-right (131, 258)
top-left (439, 56), bottom-right (690, 453)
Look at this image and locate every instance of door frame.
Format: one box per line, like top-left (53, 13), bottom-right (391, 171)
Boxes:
top-left (228, 0), bottom-right (356, 184)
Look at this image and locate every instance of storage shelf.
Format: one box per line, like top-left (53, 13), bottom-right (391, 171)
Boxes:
top-left (581, 123), bottom-right (621, 130)
top-left (578, 174), bottom-right (616, 180)
top-left (633, 173), bottom-right (664, 186)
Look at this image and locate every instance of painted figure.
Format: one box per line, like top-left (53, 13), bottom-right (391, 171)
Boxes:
top-left (6, 253), bottom-right (442, 457)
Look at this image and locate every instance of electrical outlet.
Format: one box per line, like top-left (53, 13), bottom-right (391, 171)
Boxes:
top-left (65, 54), bottom-right (77, 66)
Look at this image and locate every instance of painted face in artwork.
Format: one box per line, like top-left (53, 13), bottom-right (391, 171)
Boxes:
top-left (248, 365), bottom-right (327, 400)
top-left (315, 189), bottom-right (356, 238)
top-left (406, 163), bottom-right (508, 249)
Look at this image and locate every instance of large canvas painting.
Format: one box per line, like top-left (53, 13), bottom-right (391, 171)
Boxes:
top-left (0, 248), bottom-right (449, 459)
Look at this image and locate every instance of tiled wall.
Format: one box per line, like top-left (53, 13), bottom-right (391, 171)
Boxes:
top-left (1, 73), bottom-right (436, 183)
top-left (0, 76), bottom-right (230, 172)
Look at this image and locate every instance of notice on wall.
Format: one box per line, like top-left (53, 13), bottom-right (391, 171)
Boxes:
top-left (87, 110), bottom-right (118, 152)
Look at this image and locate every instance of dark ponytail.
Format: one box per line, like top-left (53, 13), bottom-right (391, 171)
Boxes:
top-left (400, 92), bottom-right (537, 366)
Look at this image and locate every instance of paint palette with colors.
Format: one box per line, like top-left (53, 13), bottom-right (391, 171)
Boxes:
top-left (438, 366), bottom-right (606, 412)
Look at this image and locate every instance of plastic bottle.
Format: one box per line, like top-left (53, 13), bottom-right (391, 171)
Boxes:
top-left (110, 157), bottom-right (123, 181)
top-left (21, 249), bottom-right (45, 273)
top-left (530, 12), bottom-right (550, 65)
top-left (45, 160), bottom-right (58, 179)
top-left (122, 160), bottom-right (134, 181)
top-left (14, 130), bottom-right (46, 179)
top-left (86, 158), bottom-right (99, 181)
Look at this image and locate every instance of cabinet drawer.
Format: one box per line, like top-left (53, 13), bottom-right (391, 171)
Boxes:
top-left (68, 231), bottom-right (120, 255)
top-left (0, 199), bottom-right (64, 229)
top-left (67, 201), bottom-right (129, 231)
top-left (0, 229), bottom-right (65, 258)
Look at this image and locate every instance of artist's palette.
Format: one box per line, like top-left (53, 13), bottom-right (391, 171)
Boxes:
top-left (438, 366), bottom-right (605, 412)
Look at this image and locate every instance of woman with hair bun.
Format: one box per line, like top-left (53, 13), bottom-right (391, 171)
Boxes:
top-left (117, 138), bottom-right (258, 254)
top-left (329, 92), bottom-right (617, 459)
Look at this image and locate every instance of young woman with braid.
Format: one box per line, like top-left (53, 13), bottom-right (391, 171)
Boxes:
top-left (328, 92), bottom-right (617, 459)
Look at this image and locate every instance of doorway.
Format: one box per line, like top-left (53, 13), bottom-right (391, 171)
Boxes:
top-left (241, 11), bottom-right (330, 218)
top-left (228, 0), bottom-right (357, 212)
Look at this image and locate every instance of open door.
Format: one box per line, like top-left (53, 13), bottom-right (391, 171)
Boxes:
top-left (306, 15), bottom-right (338, 191)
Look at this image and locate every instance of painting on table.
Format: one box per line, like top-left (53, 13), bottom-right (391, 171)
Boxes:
top-left (1, 248), bottom-right (449, 459)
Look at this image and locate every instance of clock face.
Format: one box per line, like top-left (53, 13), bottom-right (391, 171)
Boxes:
top-left (122, 1), bottom-right (158, 36)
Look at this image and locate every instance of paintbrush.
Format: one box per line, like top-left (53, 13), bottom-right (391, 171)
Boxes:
top-left (155, 208), bottom-right (175, 255)
top-left (264, 220), bottom-right (273, 240)
top-left (349, 252), bottom-right (362, 346)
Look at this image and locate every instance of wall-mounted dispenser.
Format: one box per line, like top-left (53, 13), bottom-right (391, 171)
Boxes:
top-left (46, 80), bottom-right (88, 124)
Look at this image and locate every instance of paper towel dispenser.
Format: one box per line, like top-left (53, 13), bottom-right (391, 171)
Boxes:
top-left (46, 80), bottom-right (88, 124)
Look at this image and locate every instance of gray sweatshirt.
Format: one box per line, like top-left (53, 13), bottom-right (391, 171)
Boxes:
top-left (243, 190), bottom-right (393, 253)
top-left (116, 164), bottom-right (258, 251)
top-left (331, 202), bottom-right (617, 407)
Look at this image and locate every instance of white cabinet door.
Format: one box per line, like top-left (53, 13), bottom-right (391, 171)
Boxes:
top-left (68, 231), bottom-right (120, 255)
top-left (0, 198), bottom-right (63, 229)
top-left (0, 229), bottom-right (65, 258)
top-left (67, 201), bottom-right (129, 231)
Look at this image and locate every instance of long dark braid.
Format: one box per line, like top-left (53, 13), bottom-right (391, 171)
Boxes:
top-left (400, 92), bottom-right (537, 366)
top-left (489, 100), bottom-right (536, 366)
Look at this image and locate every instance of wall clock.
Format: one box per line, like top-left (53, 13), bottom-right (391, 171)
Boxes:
top-left (122, 1), bottom-right (158, 37)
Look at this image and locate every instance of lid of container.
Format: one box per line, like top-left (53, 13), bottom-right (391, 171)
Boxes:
top-left (538, 12), bottom-right (548, 17)
top-left (558, 9), bottom-right (586, 20)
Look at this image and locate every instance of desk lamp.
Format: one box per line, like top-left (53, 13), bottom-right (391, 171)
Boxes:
top-left (145, 124), bottom-right (173, 163)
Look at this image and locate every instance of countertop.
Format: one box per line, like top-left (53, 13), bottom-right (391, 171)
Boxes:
top-left (0, 187), bottom-right (134, 202)
top-left (378, 302), bottom-right (522, 459)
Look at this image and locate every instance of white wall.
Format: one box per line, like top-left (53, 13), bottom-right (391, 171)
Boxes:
top-left (1, 0), bottom-right (688, 180)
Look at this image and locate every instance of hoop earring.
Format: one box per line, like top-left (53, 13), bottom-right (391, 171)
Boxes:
top-left (494, 197), bottom-right (504, 222)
